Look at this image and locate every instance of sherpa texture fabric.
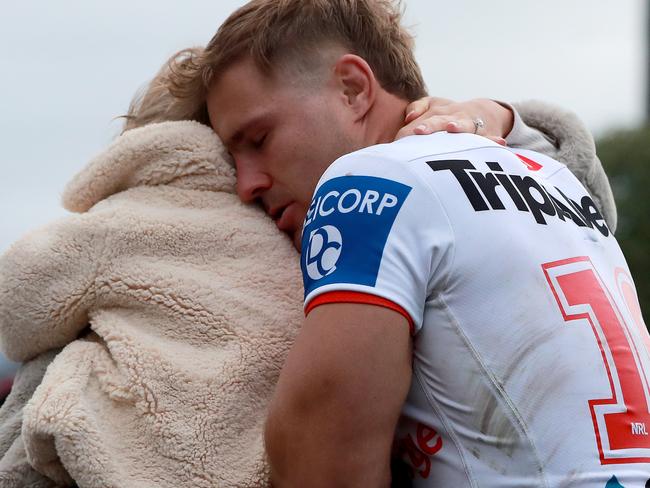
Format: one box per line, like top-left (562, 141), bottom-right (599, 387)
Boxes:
top-left (0, 350), bottom-right (58, 488)
top-left (0, 101), bottom-right (617, 487)
top-left (0, 121), bottom-right (303, 487)
top-left (514, 100), bottom-right (617, 232)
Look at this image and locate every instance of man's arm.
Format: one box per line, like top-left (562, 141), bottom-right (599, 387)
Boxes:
top-left (265, 303), bottom-right (412, 488)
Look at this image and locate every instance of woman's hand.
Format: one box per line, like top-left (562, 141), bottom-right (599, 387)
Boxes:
top-left (395, 97), bottom-right (514, 145)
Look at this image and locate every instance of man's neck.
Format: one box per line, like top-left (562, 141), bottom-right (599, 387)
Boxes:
top-left (368, 93), bottom-right (410, 145)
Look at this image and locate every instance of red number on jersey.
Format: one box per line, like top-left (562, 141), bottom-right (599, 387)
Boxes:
top-left (543, 257), bottom-right (650, 464)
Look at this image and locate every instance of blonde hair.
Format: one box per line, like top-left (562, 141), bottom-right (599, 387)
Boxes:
top-left (124, 1), bottom-right (427, 133)
top-left (168, 0), bottom-right (427, 119)
top-left (121, 48), bottom-right (210, 133)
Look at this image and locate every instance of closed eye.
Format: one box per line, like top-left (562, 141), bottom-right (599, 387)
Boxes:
top-left (251, 133), bottom-right (267, 150)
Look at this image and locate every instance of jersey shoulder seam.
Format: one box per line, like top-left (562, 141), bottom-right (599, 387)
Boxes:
top-left (405, 143), bottom-right (508, 163)
top-left (432, 292), bottom-right (551, 488)
top-left (413, 367), bottom-right (478, 487)
top-left (399, 157), bottom-right (458, 296)
top-left (339, 144), bottom-right (461, 300)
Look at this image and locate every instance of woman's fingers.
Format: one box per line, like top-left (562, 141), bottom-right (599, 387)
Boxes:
top-left (487, 136), bottom-right (507, 146)
top-left (404, 97), bottom-right (454, 124)
top-left (446, 119), bottom-right (476, 134)
top-left (399, 97), bottom-right (513, 144)
top-left (397, 98), bottom-right (515, 144)
top-left (404, 99), bottom-right (430, 124)
top-left (396, 116), bottom-right (509, 145)
top-left (396, 115), bottom-right (452, 139)
top-left (448, 121), bottom-right (507, 145)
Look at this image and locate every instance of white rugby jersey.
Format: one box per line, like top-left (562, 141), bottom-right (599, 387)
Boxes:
top-left (300, 132), bottom-right (650, 487)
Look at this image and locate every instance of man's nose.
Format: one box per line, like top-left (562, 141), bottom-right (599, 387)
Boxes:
top-left (235, 159), bottom-right (273, 203)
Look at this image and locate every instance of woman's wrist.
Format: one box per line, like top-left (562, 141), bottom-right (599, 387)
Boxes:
top-left (482, 99), bottom-right (514, 138)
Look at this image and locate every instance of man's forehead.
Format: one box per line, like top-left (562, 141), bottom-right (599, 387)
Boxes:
top-left (206, 62), bottom-right (270, 136)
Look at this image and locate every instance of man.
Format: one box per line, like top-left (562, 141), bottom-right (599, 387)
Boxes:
top-left (192, 1), bottom-right (648, 486)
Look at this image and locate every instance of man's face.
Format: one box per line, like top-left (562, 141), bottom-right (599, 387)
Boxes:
top-left (207, 57), bottom-right (358, 250)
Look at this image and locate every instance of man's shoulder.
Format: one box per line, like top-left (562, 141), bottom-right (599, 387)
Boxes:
top-left (327, 133), bottom-right (504, 175)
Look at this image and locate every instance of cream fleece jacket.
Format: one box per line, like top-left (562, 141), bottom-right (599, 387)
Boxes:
top-left (0, 101), bottom-right (617, 487)
top-left (0, 121), bottom-right (303, 487)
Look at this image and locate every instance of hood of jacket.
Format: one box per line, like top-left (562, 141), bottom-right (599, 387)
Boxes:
top-left (62, 121), bottom-right (236, 213)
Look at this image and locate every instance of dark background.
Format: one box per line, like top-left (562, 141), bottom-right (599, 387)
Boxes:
top-left (598, 127), bottom-right (650, 321)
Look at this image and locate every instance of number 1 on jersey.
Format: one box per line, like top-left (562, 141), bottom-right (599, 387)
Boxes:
top-left (543, 257), bottom-right (650, 464)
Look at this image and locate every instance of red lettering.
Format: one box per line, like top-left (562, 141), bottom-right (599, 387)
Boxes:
top-left (401, 434), bottom-right (431, 479)
top-left (416, 423), bottom-right (443, 456)
top-left (544, 257), bottom-right (650, 464)
top-left (397, 423), bottom-right (443, 479)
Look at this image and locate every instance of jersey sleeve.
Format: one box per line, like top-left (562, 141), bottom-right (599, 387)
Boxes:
top-left (300, 150), bottom-right (455, 334)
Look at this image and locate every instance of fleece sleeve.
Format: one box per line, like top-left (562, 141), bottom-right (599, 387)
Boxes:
top-left (512, 99), bottom-right (617, 232)
top-left (0, 216), bottom-right (100, 362)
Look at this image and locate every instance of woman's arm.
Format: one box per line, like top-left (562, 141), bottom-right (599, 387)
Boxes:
top-left (0, 216), bottom-right (99, 362)
top-left (513, 100), bottom-right (617, 232)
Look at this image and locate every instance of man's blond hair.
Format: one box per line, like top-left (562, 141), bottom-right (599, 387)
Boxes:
top-left (167, 0), bottom-right (427, 120)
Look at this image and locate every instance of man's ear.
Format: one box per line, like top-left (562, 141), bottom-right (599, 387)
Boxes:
top-left (332, 54), bottom-right (376, 121)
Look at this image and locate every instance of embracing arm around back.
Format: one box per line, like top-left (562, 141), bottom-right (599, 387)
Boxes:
top-left (265, 303), bottom-right (412, 488)
top-left (397, 97), bottom-right (617, 231)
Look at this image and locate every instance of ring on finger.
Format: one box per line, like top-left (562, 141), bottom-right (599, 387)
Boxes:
top-left (473, 117), bottom-right (485, 134)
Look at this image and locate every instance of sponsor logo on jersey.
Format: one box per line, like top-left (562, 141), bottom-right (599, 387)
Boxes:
top-left (305, 225), bottom-right (343, 280)
top-left (427, 159), bottom-right (610, 237)
top-left (396, 422), bottom-right (443, 480)
top-left (605, 475), bottom-right (625, 488)
top-left (301, 175), bottom-right (411, 297)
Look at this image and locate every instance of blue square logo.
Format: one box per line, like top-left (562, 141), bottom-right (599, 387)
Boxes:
top-left (301, 175), bottom-right (412, 297)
